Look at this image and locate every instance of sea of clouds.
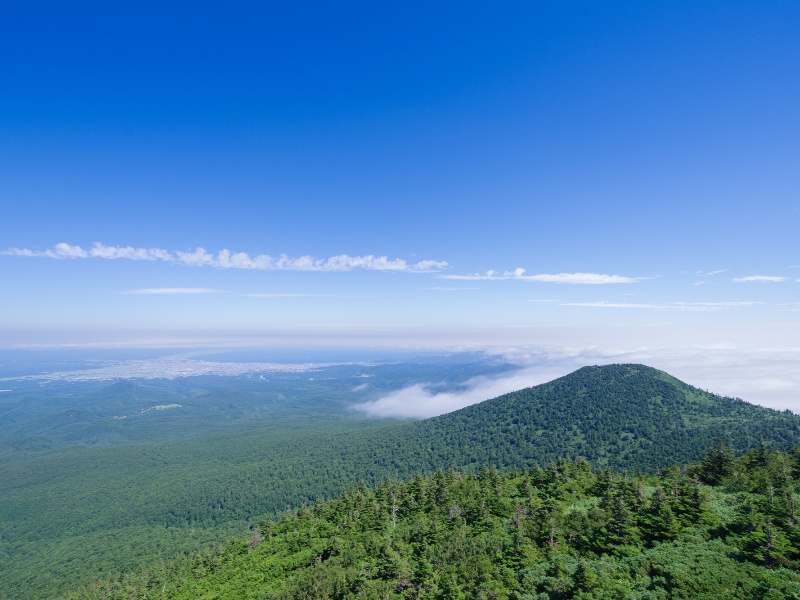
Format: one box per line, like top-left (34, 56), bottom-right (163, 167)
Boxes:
top-left (355, 343), bottom-right (800, 419)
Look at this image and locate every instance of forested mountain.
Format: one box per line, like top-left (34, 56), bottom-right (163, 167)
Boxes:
top-left (4, 364), bottom-right (800, 598)
top-left (391, 364), bottom-right (800, 473)
top-left (72, 446), bottom-right (800, 599)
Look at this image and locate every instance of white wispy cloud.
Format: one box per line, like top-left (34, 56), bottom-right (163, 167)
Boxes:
top-left (439, 268), bottom-right (643, 284)
top-left (120, 288), bottom-right (226, 295)
top-left (3, 242), bottom-right (448, 273)
top-left (562, 301), bottom-right (761, 311)
top-left (733, 275), bottom-right (789, 283)
top-left (696, 269), bottom-right (726, 276)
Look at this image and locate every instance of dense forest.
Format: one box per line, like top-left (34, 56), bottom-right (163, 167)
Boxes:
top-left (3, 364), bottom-right (800, 597)
top-left (71, 444), bottom-right (800, 598)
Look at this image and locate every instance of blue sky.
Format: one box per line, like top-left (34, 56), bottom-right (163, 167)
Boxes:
top-left (2, 2), bottom-right (800, 404)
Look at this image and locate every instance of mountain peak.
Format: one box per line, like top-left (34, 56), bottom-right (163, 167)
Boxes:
top-left (400, 364), bottom-right (799, 472)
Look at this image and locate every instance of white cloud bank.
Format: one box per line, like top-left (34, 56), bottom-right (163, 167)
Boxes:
top-left (440, 268), bottom-right (643, 284)
top-left (355, 369), bottom-right (565, 419)
top-left (355, 343), bottom-right (800, 418)
top-left (3, 242), bottom-right (448, 273)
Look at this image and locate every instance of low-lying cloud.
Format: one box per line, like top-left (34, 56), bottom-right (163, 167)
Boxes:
top-left (355, 343), bottom-right (800, 419)
top-left (3, 242), bottom-right (448, 273)
top-left (355, 368), bottom-right (564, 419)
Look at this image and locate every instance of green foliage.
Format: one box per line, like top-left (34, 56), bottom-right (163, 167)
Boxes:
top-left (3, 363), bottom-right (800, 597)
top-left (70, 449), bottom-right (800, 599)
top-left (699, 439), bottom-right (736, 484)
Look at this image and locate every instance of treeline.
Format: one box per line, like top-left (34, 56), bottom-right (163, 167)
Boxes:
top-left (72, 444), bottom-right (800, 599)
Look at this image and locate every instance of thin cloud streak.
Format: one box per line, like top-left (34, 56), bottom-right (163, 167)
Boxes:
top-left (440, 268), bottom-right (644, 284)
top-left (3, 242), bottom-right (448, 273)
top-left (733, 275), bottom-right (789, 283)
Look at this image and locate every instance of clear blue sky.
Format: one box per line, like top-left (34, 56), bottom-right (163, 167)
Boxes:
top-left (2, 1), bottom-right (799, 358)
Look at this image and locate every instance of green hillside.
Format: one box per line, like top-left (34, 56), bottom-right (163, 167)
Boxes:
top-left (71, 446), bottom-right (800, 599)
top-left (3, 364), bottom-right (800, 598)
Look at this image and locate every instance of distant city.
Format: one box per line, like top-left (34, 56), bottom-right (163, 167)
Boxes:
top-left (0, 358), bottom-right (369, 383)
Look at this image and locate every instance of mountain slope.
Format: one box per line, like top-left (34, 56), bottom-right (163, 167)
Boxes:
top-left (71, 447), bottom-right (800, 599)
top-left (350, 364), bottom-right (799, 476)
